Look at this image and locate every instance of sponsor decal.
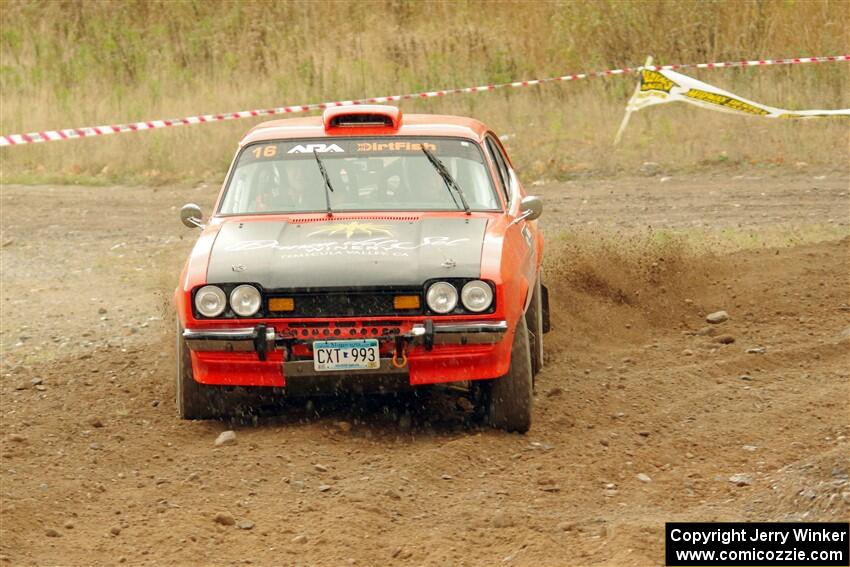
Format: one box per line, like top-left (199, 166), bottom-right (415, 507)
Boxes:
top-left (356, 141), bottom-right (437, 152)
top-left (287, 143), bottom-right (344, 154)
top-left (776, 112), bottom-right (836, 119)
top-left (307, 221), bottom-right (393, 238)
top-left (634, 91), bottom-right (669, 102)
top-left (683, 88), bottom-right (770, 116)
top-left (225, 236), bottom-right (470, 258)
top-left (640, 69), bottom-right (678, 93)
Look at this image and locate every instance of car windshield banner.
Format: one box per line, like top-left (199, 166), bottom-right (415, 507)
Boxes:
top-left (239, 138), bottom-right (486, 165)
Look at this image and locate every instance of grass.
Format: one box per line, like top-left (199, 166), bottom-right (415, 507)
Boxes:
top-left (1, 0), bottom-right (848, 185)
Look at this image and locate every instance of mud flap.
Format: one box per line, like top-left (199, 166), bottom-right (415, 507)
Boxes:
top-left (541, 283), bottom-right (551, 334)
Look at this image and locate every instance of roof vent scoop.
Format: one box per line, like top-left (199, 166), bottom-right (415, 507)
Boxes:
top-left (323, 105), bottom-right (402, 131)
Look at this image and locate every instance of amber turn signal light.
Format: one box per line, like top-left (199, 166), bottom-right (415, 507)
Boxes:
top-left (393, 295), bottom-right (420, 310)
top-left (269, 297), bottom-right (295, 312)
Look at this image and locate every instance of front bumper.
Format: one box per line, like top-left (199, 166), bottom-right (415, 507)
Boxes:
top-left (183, 320), bottom-right (511, 388)
top-left (183, 320), bottom-right (508, 353)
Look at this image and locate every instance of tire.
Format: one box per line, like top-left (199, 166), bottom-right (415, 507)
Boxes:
top-left (176, 321), bottom-right (222, 420)
top-left (486, 315), bottom-right (533, 433)
top-left (525, 272), bottom-right (545, 377)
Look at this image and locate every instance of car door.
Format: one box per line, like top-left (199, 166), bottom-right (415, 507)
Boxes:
top-left (485, 134), bottom-right (539, 311)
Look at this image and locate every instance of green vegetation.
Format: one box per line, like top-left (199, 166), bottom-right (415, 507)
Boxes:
top-left (1, 0), bottom-right (848, 184)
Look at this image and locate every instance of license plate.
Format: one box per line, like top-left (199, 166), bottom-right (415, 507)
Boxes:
top-left (313, 339), bottom-right (380, 371)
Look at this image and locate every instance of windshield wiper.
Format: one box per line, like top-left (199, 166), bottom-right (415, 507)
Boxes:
top-left (313, 149), bottom-right (335, 217)
top-left (422, 147), bottom-right (471, 215)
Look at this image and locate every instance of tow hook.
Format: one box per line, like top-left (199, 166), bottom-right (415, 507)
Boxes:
top-left (254, 324), bottom-right (268, 361)
top-left (423, 319), bottom-right (434, 351)
top-left (392, 336), bottom-right (408, 368)
top-left (254, 325), bottom-right (276, 361)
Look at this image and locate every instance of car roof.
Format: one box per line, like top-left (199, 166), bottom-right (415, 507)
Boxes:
top-left (239, 112), bottom-right (492, 147)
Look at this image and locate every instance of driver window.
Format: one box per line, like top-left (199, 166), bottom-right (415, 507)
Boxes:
top-left (486, 137), bottom-right (511, 207)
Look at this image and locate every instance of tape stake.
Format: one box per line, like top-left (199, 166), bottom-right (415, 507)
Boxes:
top-left (615, 55), bottom-right (654, 145)
top-left (2, 54), bottom-right (848, 147)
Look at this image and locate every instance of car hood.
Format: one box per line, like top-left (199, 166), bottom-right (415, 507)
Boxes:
top-left (206, 217), bottom-right (488, 289)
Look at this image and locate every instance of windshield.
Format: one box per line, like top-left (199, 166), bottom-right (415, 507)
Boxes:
top-left (218, 137), bottom-right (500, 215)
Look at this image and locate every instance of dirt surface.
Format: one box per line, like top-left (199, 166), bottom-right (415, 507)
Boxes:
top-left (1, 171), bottom-right (848, 566)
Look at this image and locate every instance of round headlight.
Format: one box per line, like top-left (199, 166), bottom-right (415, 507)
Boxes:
top-left (426, 282), bottom-right (458, 314)
top-left (195, 285), bottom-right (226, 317)
top-left (461, 280), bottom-right (493, 312)
top-left (230, 285), bottom-right (261, 317)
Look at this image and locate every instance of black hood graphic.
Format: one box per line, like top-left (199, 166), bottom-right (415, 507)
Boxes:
top-left (207, 218), bottom-right (487, 289)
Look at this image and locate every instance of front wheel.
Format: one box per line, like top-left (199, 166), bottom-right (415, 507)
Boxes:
top-left (482, 315), bottom-right (533, 433)
top-left (525, 272), bottom-right (545, 377)
top-left (176, 322), bottom-right (222, 420)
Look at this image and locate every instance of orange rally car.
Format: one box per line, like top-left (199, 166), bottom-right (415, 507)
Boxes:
top-left (175, 105), bottom-right (549, 432)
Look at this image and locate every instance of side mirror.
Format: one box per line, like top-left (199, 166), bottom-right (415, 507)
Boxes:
top-left (520, 195), bottom-right (543, 221)
top-left (180, 203), bottom-right (204, 229)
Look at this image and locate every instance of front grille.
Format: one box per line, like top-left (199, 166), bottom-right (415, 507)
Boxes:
top-left (267, 289), bottom-right (422, 318)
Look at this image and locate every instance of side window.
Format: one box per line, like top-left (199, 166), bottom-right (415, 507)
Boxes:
top-left (494, 148), bottom-right (512, 199)
top-left (485, 137), bottom-right (511, 206)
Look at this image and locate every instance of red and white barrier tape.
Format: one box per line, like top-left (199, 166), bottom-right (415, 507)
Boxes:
top-left (2, 55), bottom-right (847, 147)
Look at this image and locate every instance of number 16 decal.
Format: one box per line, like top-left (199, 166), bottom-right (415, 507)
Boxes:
top-left (251, 145), bottom-right (277, 159)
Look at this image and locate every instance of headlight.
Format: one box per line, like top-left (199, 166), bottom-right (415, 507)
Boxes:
top-left (230, 284), bottom-right (261, 317)
top-left (426, 282), bottom-right (458, 314)
top-left (195, 285), bottom-right (226, 317)
top-left (461, 280), bottom-right (493, 312)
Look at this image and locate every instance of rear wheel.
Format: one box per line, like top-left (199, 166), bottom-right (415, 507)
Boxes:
top-left (484, 315), bottom-right (533, 433)
top-left (177, 322), bottom-right (222, 420)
